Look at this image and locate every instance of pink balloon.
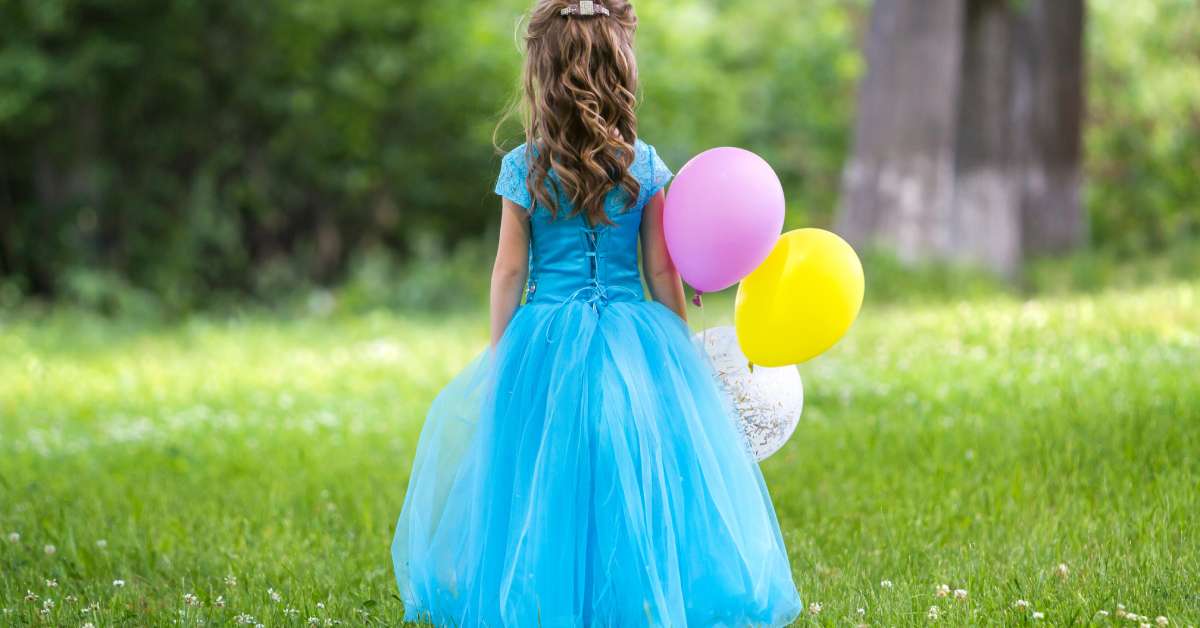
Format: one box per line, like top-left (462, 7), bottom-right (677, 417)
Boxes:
top-left (664, 147), bottom-right (785, 293)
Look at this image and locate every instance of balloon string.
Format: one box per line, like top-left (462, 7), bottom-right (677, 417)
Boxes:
top-left (696, 289), bottom-right (708, 348)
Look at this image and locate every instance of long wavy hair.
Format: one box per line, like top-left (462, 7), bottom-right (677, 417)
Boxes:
top-left (498, 0), bottom-right (641, 225)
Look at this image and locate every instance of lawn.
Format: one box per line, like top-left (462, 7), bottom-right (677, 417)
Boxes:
top-left (1, 281), bottom-right (1198, 626)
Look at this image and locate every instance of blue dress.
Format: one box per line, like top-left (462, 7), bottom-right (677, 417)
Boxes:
top-left (392, 140), bottom-right (802, 627)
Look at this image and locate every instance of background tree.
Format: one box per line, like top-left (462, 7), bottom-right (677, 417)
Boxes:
top-left (1013, 0), bottom-right (1086, 256)
top-left (0, 0), bottom-right (1194, 310)
top-left (836, 0), bottom-right (965, 267)
top-left (839, 0), bottom-right (1086, 275)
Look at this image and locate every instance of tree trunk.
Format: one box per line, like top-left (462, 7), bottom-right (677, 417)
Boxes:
top-left (837, 0), bottom-right (964, 264)
top-left (952, 0), bottom-right (1021, 274)
top-left (1015, 0), bottom-right (1086, 255)
top-left (839, 0), bottom-right (1086, 273)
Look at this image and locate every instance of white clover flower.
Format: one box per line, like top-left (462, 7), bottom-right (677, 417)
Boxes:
top-left (42, 598), bottom-right (55, 610)
top-left (1056, 563), bottom-right (1069, 579)
top-left (214, 595), bottom-right (226, 609)
top-left (935, 583), bottom-right (950, 598)
top-left (857, 607), bottom-right (866, 616)
top-left (234, 613), bottom-right (256, 625)
top-left (1117, 605), bottom-right (1128, 618)
top-left (316, 602), bottom-right (325, 610)
top-left (255, 624), bottom-right (265, 628)
top-left (1157, 617), bottom-right (1170, 627)
top-left (927, 605), bottom-right (940, 620)
top-left (39, 608), bottom-right (49, 617)
top-left (24, 591), bottom-right (39, 602)
top-left (808, 602), bottom-right (822, 615)
top-left (268, 587), bottom-right (282, 602)
top-left (1014, 599), bottom-right (1030, 610)
top-left (224, 574), bottom-right (238, 587)
top-left (1140, 623), bottom-right (1152, 628)
top-left (112, 579), bottom-right (126, 588)
top-left (183, 593), bottom-right (200, 606)
top-left (308, 618), bottom-right (320, 627)
top-left (46, 579), bottom-right (58, 588)
top-left (96, 539), bottom-right (107, 549)
top-left (1096, 611), bottom-right (1110, 618)
top-left (1032, 611), bottom-right (1045, 620)
top-left (44, 544), bottom-right (56, 555)
top-left (880, 579), bottom-right (893, 589)
top-left (83, 623), bottom-right (96, 628)
top-left (64, 595), bottom-right (77, 604)
top-left (6, 532), bottom-right (19, 544)
top-left (285, 607), bottom-right (300, 617)
top-left (953, 588), bottom-right (968, 600)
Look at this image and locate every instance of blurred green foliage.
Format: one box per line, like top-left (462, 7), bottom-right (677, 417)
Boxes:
top-left (1085, 0), bottom-right (1200, 252)
top-left (0, 0), bottom-right (1195, 312)
top-left (0, 0), bottom-right (522, 308)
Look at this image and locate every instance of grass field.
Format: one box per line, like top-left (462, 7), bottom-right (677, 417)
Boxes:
top-left (1, 281), bottom-right (1198, 626)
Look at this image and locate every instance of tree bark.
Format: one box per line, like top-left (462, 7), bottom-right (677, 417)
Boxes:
top-left (837, 0), bottom-right (964, 264)
top-left (839, 0), bottom-right (1086, 274)
top-left (952, 0), bottom-right (1021, 274)
top-left (1014, 0), bottom-right (1086, 255)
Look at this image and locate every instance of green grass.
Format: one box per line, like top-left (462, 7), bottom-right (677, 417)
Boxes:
top-left (1, 281), bottom-right (1198, 626)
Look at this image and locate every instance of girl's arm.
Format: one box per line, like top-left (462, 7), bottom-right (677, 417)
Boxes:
top-left (490, 199), bottom-right (531, 347)
top-left (640, 190), bottom-right (688, 321)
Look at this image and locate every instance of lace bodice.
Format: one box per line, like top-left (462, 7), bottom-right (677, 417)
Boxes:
top-left (494, 140), bottom-right (673, 306)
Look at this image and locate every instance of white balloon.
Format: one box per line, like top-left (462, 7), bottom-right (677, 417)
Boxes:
top-left (694, 326), bottom-right (803, 461)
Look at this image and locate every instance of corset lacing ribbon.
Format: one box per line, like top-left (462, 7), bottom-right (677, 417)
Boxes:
top-left (544, 222), bottom-right (637, 343)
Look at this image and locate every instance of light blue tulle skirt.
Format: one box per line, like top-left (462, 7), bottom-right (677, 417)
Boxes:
top-left (392, 300), bottom-right (801, 627)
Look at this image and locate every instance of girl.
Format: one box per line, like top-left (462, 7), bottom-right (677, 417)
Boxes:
top-left (392, 1), bottom-right (802, 625)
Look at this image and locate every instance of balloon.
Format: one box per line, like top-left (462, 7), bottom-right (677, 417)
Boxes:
top-left (735, 229), bottom-right (864, 366)
top-left (664, 147), bottom-right (785, 293)
top-left (693, 326), bottom-right (803, 461)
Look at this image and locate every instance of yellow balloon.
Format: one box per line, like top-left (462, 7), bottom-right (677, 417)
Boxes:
top-left (735, 228), bottom-right (864, 366)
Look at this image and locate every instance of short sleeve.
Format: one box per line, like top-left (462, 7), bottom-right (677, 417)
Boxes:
top-left (495, 146), bottom-right (532, 210)
top-left (645, 143), bottom-right (674, 198)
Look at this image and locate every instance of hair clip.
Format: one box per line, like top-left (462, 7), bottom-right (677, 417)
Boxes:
top-left (560, 1), bottom-right (610, 17)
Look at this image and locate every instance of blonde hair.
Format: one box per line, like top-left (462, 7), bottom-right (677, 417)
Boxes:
top-left (499, 0), bottom-right (641, 225)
